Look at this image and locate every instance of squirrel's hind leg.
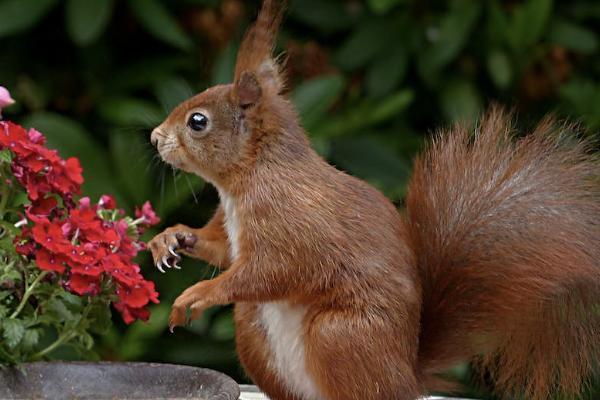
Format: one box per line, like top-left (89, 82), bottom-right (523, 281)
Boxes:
top-left (304, 307), bottom-right (422, 400)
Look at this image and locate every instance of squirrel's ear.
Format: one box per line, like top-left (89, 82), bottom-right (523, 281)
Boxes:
top-left (233, 0), bottom-right (286, 96)
top-left (235, 71), bottom-right (262, 107)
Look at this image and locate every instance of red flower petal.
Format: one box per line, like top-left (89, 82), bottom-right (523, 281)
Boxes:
top-left (68, 273), bottom-right (101, 296)
top-left (35, 248), bottom-right (66, 273)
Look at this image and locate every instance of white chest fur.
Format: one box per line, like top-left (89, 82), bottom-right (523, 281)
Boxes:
top-left (259, 302), bottom-right (322, 400)
top-left (217, 190), bottom-right (321, 400)
top-left (218, 189), bottom-right (240, 260)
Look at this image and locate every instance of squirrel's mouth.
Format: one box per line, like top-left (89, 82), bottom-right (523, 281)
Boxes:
top-left (151, 128), bottom-right (186, 170)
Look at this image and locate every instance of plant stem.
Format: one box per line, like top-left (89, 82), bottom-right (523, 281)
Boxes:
top-left (31, 300), bottom-right (93, 360)
top-left (31, 331), bottom-right (76, 360)
top-left (0, 172), bottom-right (10, 219)
top-left (9, 271), bottom-right (48, 319)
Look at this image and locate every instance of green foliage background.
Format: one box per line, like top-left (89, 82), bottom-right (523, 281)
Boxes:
top-left (0, 0), bottom-right (598, 397)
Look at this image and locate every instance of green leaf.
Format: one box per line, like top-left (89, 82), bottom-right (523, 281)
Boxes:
top-left (21, 328), bottom-right (40, 350)
top-left (99, 97), bottom-right (164, 127)
top-left (44, 297), bottom-right (77, 323)
top-left (211, 43), bottom-right (238, 85)
top-left (110, 130), bottom-right (152, 207)
top-left (367, 46), bottom-right (408, 97)
top-left (2, 319), bottom-right (25, 348)
top-left (153, 76), bottom-right (193, 113)
top-left (158, 173), bottom-right (205, 217)
top-left (128, 0), bottom-right (193, 51)
top-left (314, 90), bottom-right (414, 138)
top-left (0, 149), bottom-right (12, 164)
top-left (66, 0), bottom-right (114, 46)
top-left (508, 0), bottom-right (553, 51)
top-left (487, 50), bottom-right (512, 89)
top-left (368, 0), bottom-right (405, 14)
top-left (548, 19), bottom-right (598, 54)
top-left (440, 80), bottom-right (482, 122)
top-left (417, 0), bottom-right (482, 83)
top-left (88, 301), bottom-right (112, 335)
top-left (289, 0), bottom-right (356, 33)
top-left (23, 113), bottom-right (117, 202)
top-left (210, 311), bottom-right (235, 341)
top-left (335, 19), bottom-right (391, 70)
top-left (0, 0), bottom-right (58, 38)
top-left (292, 75), bottom-right (345, 130)
top-left (331, 136), bottom-right (410, 199)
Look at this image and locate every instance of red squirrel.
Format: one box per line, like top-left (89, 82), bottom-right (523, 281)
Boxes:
top-left (147, 1), bottom-right (600, 399)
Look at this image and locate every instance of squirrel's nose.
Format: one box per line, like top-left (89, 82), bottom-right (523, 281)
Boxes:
top-left (150, 129), bottom-right (160, 148)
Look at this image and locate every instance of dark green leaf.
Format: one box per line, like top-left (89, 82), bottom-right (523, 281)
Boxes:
top-left (548, 19), bottom-right (598, 54)
top-left (487, 50), bottom-right (512, 89)
top-left (44, 297), bottom-right (77, 323)
top-left (211, 43), bottom-right (237, 85)
top-left (210, 312), bottom-right (235, 341)
top-left (335, 19), bottom-right (391, 70)
top-left (368, 0), bottom-right (405, 14)
top-left (2, 319), bottom-right (25, 348)
top-left (289, 0), bottom-right (357, 33)
top-left (331, 136), bottom-right (410, 199)
top-left (315, 90), bottom-right (414, 138)
top-left (508, 0), bottom-right (553, 51)
top-left (66, 0), bottom-right (114, 46)
top-left (99, 97), bottom-right (164, 127)
top-left (367, 46), bottom-right (408, 97)
top-left (88, 302), bottom-right (112, 335)
top-left (417, 0), bottom-right (482, 82)
top-left (110, 131), bottom-right (152, 206)
top-left (0, 0), bottom-right (58, 38)
top-left (154, 76), bottom-right (194, 113)
top-left (158, 173), bottom-right (205, 217)
top-left (292, 75), bottom-right (345, 129)
top-left (128, 0), bottom-right (193, 51)
top-left (440, 80), bottom-right (482, 122)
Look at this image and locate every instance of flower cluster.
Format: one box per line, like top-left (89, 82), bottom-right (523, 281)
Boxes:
top-left (1, 90), bottom-right (159, 324)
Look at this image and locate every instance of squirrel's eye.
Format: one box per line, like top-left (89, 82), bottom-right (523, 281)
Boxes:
top-left (187, 113), bottom-right (208, 132)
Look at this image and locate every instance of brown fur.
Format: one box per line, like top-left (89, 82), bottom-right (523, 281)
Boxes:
top-left (148, 1), bottom-right (600, 399)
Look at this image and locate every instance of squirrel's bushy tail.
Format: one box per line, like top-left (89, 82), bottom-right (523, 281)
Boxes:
top-left (405, 107), bottom-right (600, 399)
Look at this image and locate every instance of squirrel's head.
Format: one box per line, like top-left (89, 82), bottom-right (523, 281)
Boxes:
top-left (151, 0), bottom-right (300, 187)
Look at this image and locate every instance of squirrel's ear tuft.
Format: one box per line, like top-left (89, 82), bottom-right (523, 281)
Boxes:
top-left (234, 0), bottom-right (286, 96)
top-left (235, 71), bottom-right (262, 107)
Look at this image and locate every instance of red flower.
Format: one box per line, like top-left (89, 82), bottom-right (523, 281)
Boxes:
top-left (117, 281), bottom-right (159, 309)
top-left (35, 248), bottom-right (66, 273)
top-left (135, 201), bottom-right (160, 226)
top-left (2, 119), bottom-right (160, 324)
top-left (27, 197), bottom-right (58, 222)
top-left (98, 195), bottom-right (116, 209)
top-left (32, 219), bottom-right (72, 254)
top-left (113, 302), bottom-right (150, 324)
top-left (68, 273), bottom-right (101, 296)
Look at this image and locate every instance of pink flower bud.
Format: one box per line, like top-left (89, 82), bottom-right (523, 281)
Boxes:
top-left (0, 86), bottom-right (15, 113)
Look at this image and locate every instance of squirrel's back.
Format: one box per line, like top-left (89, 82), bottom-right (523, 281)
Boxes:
top-left (405, 108), bottom-right (600, 399)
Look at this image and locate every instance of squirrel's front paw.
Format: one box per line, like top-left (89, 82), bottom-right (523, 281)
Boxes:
top-left (148, 229), bottom-right (197, 273)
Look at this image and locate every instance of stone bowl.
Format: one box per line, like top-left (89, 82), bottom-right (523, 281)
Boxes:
top-left (0, 361), bottom-right (240, 399)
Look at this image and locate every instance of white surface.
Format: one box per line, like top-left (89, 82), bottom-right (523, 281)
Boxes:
top-left (239, 386), bottom-right (471, 400)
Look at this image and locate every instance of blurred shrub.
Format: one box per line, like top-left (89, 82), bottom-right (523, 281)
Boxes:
top-left (0, 0), bottom-right (598, 396)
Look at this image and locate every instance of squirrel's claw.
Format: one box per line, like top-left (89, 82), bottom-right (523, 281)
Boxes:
top-left (156, 261), bottom-right (165, 273)
top-left (168, 245), bottom-right (180, 259)
top-left (162, 255), bottom-right (173, 269)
